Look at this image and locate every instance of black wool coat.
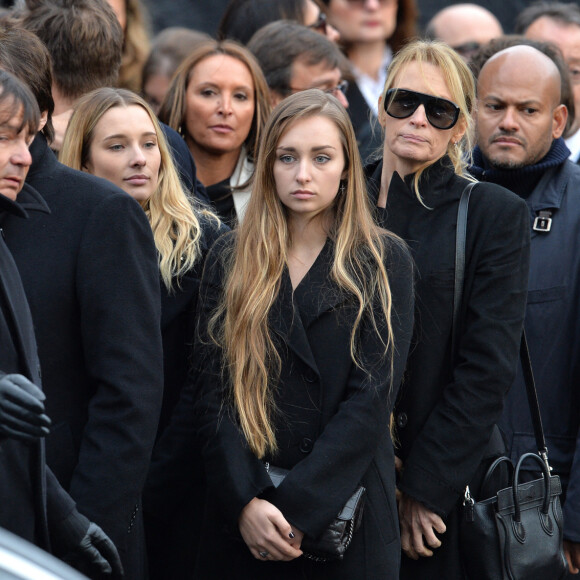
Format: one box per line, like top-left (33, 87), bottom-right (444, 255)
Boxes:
top-left (0, 189), bottom-right (78, 554)
top-left (193, 232), bottom-right (414, 579)
top-left (366, 157), bottom-right (530, 579)
top-left (143, 214), bottom-right (228, 579)
top-left (0, 133), bottom-right (164, 579)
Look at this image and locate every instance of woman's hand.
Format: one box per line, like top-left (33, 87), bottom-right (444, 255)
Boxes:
top-left (564, 540), bottom-right (580, 574)
top-left (238, 498), bottom-right (303, 561)
top-left (398, 492), bottom-right (446, 560)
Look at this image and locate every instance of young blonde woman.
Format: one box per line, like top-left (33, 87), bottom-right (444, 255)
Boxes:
top-left (60, 87), bottom-right (227, 578)
top-left (60, 87), bottom-right (226, 436)
top-left (158, 39), bottom-right (270, 227)
top-left (192, 89), bottom-right (414, 579)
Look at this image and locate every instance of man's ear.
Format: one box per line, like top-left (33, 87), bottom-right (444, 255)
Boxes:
top-left (552, 104), bottom-right (568, 139)
top-left (270, 90), bottom-right (284, 108)
top-left (38, 110), bottom-right (48, 132)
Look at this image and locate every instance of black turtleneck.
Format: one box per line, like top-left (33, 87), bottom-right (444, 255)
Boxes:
top-left (469, 138), bottom-right (570, 198)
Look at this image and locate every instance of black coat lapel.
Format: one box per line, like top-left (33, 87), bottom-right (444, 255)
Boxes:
top-left (0, 238), bottom-right (40, 383)
top-left (271, 271), bottom-right (319, 374)
top-left (270, 240), bottom-right (346, 375)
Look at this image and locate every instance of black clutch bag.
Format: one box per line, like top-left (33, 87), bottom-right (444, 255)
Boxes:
top-left (265, 463), bottom-right (366, 562)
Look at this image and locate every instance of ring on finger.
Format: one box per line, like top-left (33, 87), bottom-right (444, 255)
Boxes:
top-left (259, 551), bottom-right (269, 558)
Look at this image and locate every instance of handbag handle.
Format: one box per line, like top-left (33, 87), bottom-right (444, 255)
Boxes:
top-left (513, 452), bottom-right (551, 522)
top-left (452, 182), bottom-right (551, 472)
top-left (481, 456), bottom-right (515, 494)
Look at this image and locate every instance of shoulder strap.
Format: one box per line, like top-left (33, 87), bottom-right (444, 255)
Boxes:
top-left (519, 332), bottom-right (550, 468)
top-left (453, 182), bottom-right (551, 471)
top-left (452, 182), bottom-right (476, 360)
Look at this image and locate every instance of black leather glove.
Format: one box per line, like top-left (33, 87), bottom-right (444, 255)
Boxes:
top-left (73, 522), bottom-right (124, 577)
top-left (56, 511), bottom-right (124, 578)
top-left (0, 373), bottom-right (51, 443)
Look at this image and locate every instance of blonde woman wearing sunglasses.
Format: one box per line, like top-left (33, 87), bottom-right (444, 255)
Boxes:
top-left (365, 40), bottom-right (531, 580)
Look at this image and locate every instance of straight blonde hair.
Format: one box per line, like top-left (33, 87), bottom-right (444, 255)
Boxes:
top-left (60, 87), bottom-right (214, 290)
top-left (211, 90), bottom-right (400, 458)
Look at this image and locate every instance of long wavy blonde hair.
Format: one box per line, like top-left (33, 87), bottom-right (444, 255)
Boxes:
top-left (211, 90), bottom-right (399, 458)
top-left (60, 87), bottom-right (211, 290)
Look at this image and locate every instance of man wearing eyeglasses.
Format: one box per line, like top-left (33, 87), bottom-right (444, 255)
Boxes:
top-left (248, 20), bottom-right (349, 110)
top-left (516, 1), bottom-right (580, 165)
top-left (470, 44), bottom-right (580, 576)
top-left (425, 3), bottom-right (503, 62)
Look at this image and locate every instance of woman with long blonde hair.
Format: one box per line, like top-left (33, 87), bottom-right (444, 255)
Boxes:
top-left (60, 87), bottom-right (226, 432)
top-left (60, 87), bottom-right (227, 577)
top-left (193, 89), bottom-right (414, 579)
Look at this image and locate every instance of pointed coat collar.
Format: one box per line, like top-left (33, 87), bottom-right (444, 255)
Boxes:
top-left (0, 182), bottom-right (50, 219)
top-left (366, 155), bottom-right (463, 210)
top-left (270, 238), bottom-right (346, 376)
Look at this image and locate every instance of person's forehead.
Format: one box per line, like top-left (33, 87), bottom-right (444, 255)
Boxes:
top-left (479, 50), bottom-right (559, 99)
top-left (0, 102), bottom-right (24, 126)
top-left (290, 59), bottom-right (341, 88)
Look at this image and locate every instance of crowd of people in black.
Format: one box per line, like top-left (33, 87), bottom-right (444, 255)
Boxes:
top-left (0, 0), bottom-right (578, 579)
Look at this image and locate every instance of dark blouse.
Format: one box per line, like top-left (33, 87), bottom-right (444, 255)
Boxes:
top-left (206, 177), bottom-right (237, 229)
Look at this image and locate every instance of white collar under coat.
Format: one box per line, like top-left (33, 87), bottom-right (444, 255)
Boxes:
top-left (230, 146), bottom-right (253, 224)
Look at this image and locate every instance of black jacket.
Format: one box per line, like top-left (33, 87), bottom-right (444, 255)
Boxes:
top-left (0, 189), bottom-right (78, 554)
top-left (143, 214), bottom-right (228, 579)
top-left (0, 133), bottom-right (164, 579)
top-left (366, 157), bottom-right (530, 578)
top-left (345, 81), bottom-right (383, 165)
top-left (193, 232), bottom-right (414, 579)
top-left (157, 214), bottom-right (229, 434)
top-left (470, 150), bottom-right (580, 544)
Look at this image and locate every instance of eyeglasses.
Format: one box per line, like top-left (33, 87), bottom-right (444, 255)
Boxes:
top-left (569, 66), bottom-right (580, 86)
top-left (384, 88), bottom-right (460, 130)
top-left (344, 0), bottom-right (395, 6)
top-left (326, 80), bottom-right (349, 97)
top-left (308, 11), bottom-right (328, 35)
top-left (450, 41), bottom-right (481, 60)
top-left (288, 80), bottom-right (349, 97)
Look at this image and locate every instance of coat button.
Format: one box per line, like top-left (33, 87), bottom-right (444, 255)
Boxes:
top-left (396, 412), bottom-right (408, 428)
top-left (299, 437), bottom-right (313, 453)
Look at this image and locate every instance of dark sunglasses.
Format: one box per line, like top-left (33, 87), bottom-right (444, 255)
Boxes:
top-left (384, 88), bottom-right (460, 130)
top-left (308, 11), bottom-right (328, 34)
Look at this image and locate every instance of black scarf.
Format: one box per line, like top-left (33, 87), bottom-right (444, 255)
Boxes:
top-left (469, 138), bottom-right (570, 198)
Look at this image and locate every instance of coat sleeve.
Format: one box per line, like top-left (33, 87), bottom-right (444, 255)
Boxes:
top-left (398, 188), bottom-right (531, 517)
top-left (68, 193), bottom-right (163, 552)
top-left (267, 239), bottom-right (414, 537)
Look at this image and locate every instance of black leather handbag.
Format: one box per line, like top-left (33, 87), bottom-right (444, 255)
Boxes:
top-left (453, 184), bottom-right (568, 580)
top-left (461, 446), bottom-right (567, 579)
top-left (265, 463), bottom-right (365, 562)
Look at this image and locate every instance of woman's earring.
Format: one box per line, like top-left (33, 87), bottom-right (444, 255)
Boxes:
top-left (340, 181), bottom-right (346, 195)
